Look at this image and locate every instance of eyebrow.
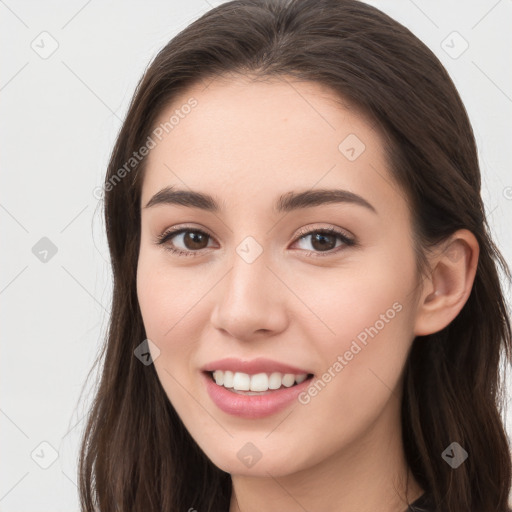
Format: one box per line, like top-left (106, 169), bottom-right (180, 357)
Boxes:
top-left (144, 186), bottom-right (377, 214)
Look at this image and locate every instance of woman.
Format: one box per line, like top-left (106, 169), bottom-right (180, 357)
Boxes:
top-left (78, 1), bottom-right (512, 510)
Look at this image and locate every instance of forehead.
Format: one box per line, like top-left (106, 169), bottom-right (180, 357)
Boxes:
top-left (141, 76), bottom-right (403, 218)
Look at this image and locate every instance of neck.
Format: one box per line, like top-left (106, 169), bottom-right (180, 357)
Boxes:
top-left (228, 397), bottom-right (423, 512)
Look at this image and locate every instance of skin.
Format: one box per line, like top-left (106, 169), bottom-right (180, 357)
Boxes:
top-left (136, 75), bottom-right (479, 512)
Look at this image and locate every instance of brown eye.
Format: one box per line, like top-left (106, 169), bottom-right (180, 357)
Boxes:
top-left (180, 231), bottom-right (210, 250)
top-left (156, 228), bottom-right (214, 256)
top-left (308, 232), bottom-right (338, 251)
top-left (292, 227), bottom-right (355, 256)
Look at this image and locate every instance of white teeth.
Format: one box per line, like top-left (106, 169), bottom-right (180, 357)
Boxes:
top-left (249, 373), bottom-right (268, 392)
top-left (211, 370), bottom-right (309, 392)
top-left (233, 372), bottom-right (250, 391)
top-left (223, 370), bottom-right (234, 388)
top-left (268, 372), bottom-right (282, 390)
top-left (295, 373), bottom-right (308, 384)
top-left (281, 373), bottom-right (296, 387)
top-left (212, 370), bottom-right (224, 385)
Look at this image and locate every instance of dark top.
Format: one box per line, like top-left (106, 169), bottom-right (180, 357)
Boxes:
top-left (407, 492), bottom-right (436, 511)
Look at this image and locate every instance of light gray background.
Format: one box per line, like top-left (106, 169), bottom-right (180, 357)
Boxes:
top-left (1, 1), bottom-right (511, 510)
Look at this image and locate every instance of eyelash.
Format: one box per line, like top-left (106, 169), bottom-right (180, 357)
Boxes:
top-left (154, 225), bottom-right (356, 258)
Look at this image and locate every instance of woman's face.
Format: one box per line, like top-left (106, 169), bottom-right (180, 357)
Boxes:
top-left (137, 76), bottom-right (422, 476)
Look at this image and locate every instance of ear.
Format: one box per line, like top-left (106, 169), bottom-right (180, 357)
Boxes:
top-left (414, 229), bottom-right (479, 336)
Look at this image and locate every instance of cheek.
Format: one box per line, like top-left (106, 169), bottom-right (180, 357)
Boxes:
top-left (293, 250), bottom-right (418, 412)
top-left (136, 252), bottom-right (204, 340)
top-left (136, 259), bottom-right (202, 408)
top-left (136, 252), bottom-right (216, 400)
top-left (296, 251), bottom-right (416, 356)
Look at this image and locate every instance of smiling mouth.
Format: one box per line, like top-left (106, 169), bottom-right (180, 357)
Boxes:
top-left (206, 370), bottom-right (315, 395)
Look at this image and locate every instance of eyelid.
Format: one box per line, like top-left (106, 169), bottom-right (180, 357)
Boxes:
top-left (293, 223), bottom-right (354, 241)
top-left (154, 223), bottom-right (214, 243)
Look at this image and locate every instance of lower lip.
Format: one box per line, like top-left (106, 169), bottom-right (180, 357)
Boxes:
top-left (202, 371), bottom-right (314, 419)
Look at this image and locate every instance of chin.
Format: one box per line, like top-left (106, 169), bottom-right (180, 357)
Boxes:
top-left (199, 440), bottom-right (314, 478)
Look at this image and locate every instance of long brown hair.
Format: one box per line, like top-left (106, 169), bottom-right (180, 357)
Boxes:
top-left (78, 1), bottom-right (512, 510)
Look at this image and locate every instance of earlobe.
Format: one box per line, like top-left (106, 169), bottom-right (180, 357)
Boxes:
top-left (413, 229), bottom-right (479, 336)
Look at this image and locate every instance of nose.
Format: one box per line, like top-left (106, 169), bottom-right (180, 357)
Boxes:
top-left (210, 248), bottom-right (289, 342)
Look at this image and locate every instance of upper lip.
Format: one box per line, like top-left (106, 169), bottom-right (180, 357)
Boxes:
top-left (201, 357), bottom-right (313, 375)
